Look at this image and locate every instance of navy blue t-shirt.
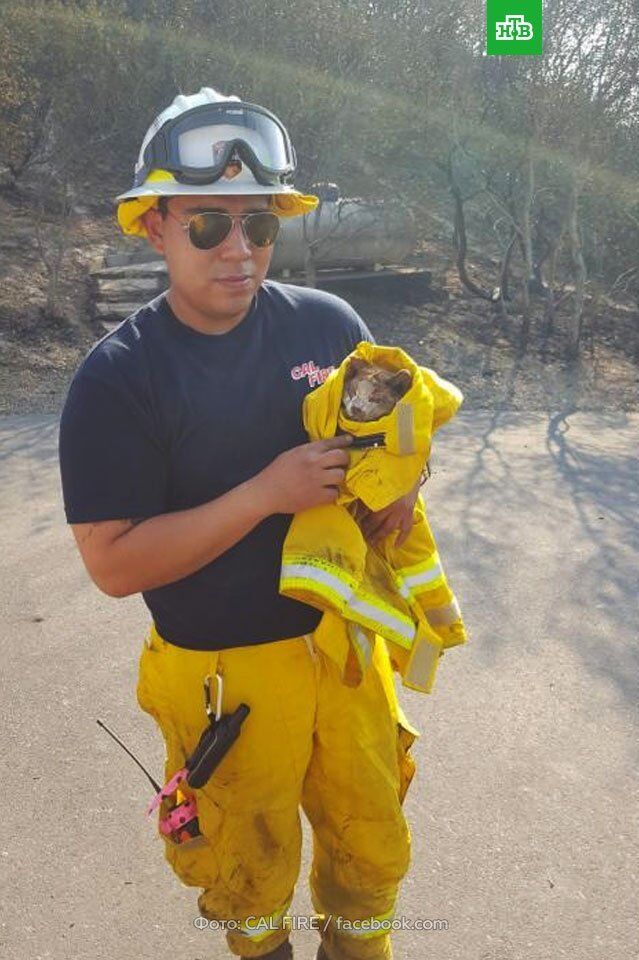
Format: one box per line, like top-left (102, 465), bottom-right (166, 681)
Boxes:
top-left (59, 280), bottom-right (375, 650)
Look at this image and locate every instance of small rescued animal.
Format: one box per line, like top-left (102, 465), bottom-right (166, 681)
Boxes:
top-left (341, 357), bottom-right (412, 421)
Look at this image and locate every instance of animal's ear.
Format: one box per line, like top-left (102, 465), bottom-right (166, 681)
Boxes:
top-left (389, 368), bottom-right (413, 395)
top-left (346, 357), bottom-right (368, 376)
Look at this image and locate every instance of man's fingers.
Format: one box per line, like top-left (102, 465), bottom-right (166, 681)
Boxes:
top-left (322, 467), bottom-right (347, 486)
top-left (315, 434), bottom-right (354, 451)
top-left (320, 448), bottom-right (352, 468)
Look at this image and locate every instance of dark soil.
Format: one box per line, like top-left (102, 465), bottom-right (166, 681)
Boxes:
top-left (1, 194), bottom-right (637, 415)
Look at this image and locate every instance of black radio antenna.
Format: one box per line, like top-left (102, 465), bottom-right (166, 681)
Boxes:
top-left (96, 718), bottom-right (161, 793)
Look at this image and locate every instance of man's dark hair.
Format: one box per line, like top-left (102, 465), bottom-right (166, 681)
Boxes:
top-left (157, 196), bottom-right (169, 218)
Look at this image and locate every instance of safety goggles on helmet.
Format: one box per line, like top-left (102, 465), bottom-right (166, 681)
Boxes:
top-left (166, 208), bottom-right (280, 250)
top-left (134, 101), bottom-right (297, 189)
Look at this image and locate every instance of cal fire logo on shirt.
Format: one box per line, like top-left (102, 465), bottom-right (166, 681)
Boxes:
top-left (290, 359), bottom-right (335, 388)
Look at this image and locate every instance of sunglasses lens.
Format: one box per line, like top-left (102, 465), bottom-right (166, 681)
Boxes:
top-left (245, 212), bottom-right (280, 248)
top-left (188, 213), bottom-right (232, 250)
top-left (187, 211), bottom-right (280, 250)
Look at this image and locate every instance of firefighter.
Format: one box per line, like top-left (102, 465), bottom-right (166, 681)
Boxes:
top-left (59, 87), bottom-right (422, 960)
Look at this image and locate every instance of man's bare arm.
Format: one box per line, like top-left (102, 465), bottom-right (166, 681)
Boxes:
top-left (71, 475), bottom-right (269, 598)
top-left (69, 434), bottom-right (354, 599)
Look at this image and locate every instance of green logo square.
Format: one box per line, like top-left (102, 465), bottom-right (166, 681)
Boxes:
top-left (486, 0), bottom-right (543, 55)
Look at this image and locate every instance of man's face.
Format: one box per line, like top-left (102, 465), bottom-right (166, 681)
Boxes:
top-left (142, 193), bottom-right (275, 328)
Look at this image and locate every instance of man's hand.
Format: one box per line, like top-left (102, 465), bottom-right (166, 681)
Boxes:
top-left (70, 437), bottom-right (357, 598)
top-left (254, 435), bottom-right (354, 515)
top-left (357, 478), bottom-right (422, 549)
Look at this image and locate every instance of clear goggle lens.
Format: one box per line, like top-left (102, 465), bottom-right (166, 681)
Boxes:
top-left (136, 102), bottom-right (296, 188)
top-left (177, 118), bottom-right (291, 173)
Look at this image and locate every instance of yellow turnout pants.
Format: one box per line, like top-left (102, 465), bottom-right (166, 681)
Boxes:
top-left (136, 621), bottom-right (419, 960)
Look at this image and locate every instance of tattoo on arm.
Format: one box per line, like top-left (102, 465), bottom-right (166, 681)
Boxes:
top-left (75, 525), bottom-right (96, 545)
top-left (74, 518), bottom-right (145, 549)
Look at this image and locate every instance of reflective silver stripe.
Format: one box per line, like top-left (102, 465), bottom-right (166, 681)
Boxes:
top-left (425, 598), bottom-right (461, 627)
top-left (395, 402), bottom-right (415, 455)
top-left (396, 577), bottom-right (411, 599)
top-left (403, 563), bottom-right (444, 589)
top-left (281, 563), bottom-right (353, 602)
top-left (397, 552), bottom-right (442, 579)
top-left (282, 563), bottom-right (415, 644)
top-left (349, 595), bottom-right (414, 643)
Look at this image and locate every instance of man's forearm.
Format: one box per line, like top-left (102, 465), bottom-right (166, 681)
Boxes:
top-left (105, 475), bottom-right (270, 597)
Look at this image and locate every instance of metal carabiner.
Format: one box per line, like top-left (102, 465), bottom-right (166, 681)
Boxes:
top-left (204, 672), bottom-right (223, 723)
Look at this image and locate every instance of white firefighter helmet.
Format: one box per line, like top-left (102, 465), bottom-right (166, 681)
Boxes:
top-left (115, 87), bottom-right (318, 238)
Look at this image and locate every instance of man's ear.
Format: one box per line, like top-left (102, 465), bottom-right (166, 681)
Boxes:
top-left (390, 369), bottom-right (413, 395)
top-left (141, 205), bottom-right (166, 256)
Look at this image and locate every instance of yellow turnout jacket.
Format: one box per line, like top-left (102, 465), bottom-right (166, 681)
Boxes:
top-left (280, 341), bottom-right (468, 695)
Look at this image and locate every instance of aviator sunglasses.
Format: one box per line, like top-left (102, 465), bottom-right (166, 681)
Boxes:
top-left (164, 207), bottom-right (280, 250)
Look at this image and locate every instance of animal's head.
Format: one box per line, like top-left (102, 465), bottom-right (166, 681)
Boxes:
top-left (341, 358), bottom-right (412, 421)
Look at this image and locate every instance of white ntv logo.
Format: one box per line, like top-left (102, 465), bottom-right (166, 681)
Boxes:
top-left (495, 14), bottom-right (534, 39)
